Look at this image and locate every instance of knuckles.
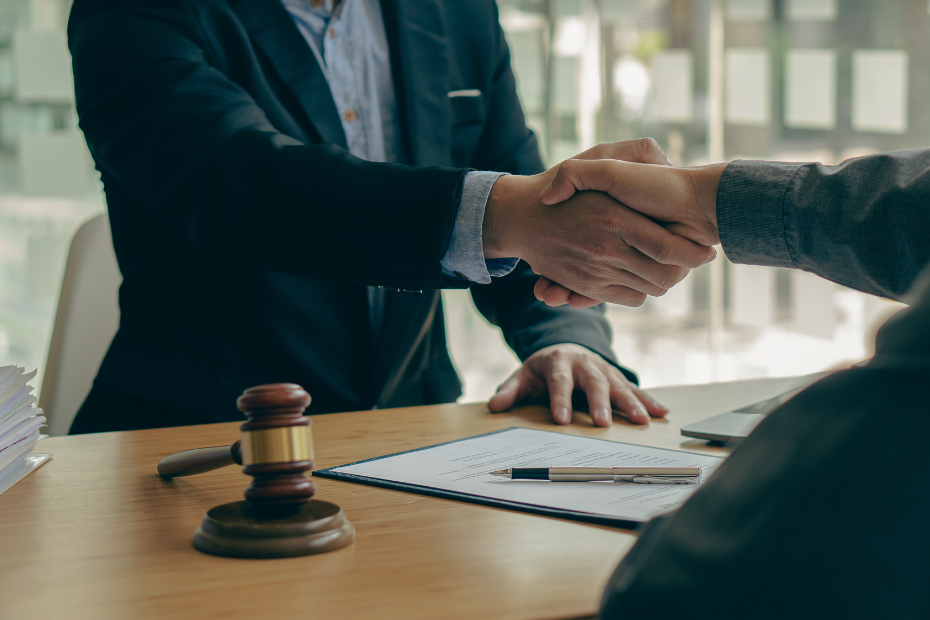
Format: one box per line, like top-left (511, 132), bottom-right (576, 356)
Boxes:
top-left (635, 137), bottom-right (662, 159)
top-left (648, 237), bottom-right (675, 264)
top-left (652, 265), bottom-right (689, 290)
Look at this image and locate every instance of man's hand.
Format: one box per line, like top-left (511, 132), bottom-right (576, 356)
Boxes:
top-left (531, 145), bottom-right (727, 308)
top-left (482, 140), bottom-right (716, 308)
top-left (487, 344), bottom-right (667, 426)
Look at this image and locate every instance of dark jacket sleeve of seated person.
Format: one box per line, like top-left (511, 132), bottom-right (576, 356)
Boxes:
top-left (599, 152), bottom-right (930, 619)
top-left (66, 0), bottom-right (626, 429)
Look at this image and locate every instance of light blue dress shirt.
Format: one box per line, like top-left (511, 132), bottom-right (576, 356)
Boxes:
top-left (281, 0), bottom-right (519, 286)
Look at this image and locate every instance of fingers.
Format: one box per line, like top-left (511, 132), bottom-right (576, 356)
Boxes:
top-left (539, 158), bottom-right (622, 205)
top-left (488, 372), bottom-right (521, 413)
top-left (535, 276), bottom-right (590, 307)
top-left (605, 371), bottom-right (668, 424)
top-left (597, 203), bottom-right (715, 270)
top-left (544, 286), bottom-right (573, 306)
top-left (608, 377), bottom-right (651, 425)
top-left (535, 276), bottom-right (652, 309)
top-left (544, 353), bottom-right (575, 425)
top-left (596, 284), bottom-right (648, 307)
top-left (621, 222), bottom-right (717, 270)
top-left (630, 386), bottom-right (668, 419)
top-left (574, 360), bottom-right (612, 427)
top-left (535, 277), bottom-right (599, 309)
top-left (533, 276), bottom-right (555, 303)
top-left (573, 138), bottom-right (674, 166)
top-left (540, 136), bottom-right (675, 204)
top-left (568, 292), bottom-right (601, 310)
top-left (567, 292), bottom-right (601, 309)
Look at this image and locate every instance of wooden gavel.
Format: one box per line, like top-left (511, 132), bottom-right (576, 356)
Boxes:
top-left (158, 383), bottom-right (354, 558)
top-left (159, 383), bottom-right (316, 506)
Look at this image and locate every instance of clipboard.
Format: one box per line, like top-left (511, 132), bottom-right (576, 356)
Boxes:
top-left (313, 427), bottom-right (724, 527)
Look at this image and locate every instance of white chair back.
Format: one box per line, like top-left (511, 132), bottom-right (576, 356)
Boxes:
top-left (40, 214), bottom-right (121, 435)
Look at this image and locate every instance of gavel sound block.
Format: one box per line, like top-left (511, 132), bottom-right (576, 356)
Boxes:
top-left (157, 383), bottom-right (355, 558)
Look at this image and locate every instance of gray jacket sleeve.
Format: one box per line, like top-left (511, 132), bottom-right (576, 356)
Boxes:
top-left (717, 148), bottom-right (930, 300)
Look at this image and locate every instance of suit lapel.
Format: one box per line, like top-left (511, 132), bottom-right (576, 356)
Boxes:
top-left (231, 0), bottom-right (348, 149)
top-left (381, 0), bottom-right (452, 167)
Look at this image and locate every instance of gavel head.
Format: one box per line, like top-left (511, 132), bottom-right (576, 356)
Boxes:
top-left (236, 383), bottom-right (315, 509)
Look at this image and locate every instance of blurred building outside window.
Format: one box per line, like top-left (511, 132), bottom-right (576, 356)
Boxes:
top-left (0, 0), bottom-right (914, 407)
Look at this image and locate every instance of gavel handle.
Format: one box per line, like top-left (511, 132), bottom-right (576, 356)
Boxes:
top-left (157, 441), bottom-right (242, 478)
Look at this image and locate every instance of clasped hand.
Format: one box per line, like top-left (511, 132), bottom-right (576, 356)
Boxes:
top-left (483, 139), bottom-right (718, 308)
top-left (484, 139), bottom-right (725, 426)
top-left (532, 140), bottom-right (726, 308)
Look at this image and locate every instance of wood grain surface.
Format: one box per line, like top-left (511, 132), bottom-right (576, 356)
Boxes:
top-left (0, 375), bottom-right (809, 620)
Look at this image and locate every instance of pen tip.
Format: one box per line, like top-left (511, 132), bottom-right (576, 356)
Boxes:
top-left (490, 469), bottom-right (510, 477)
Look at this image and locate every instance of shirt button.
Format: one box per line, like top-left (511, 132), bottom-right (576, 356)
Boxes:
top-left (344, 109), bottom-right (357, 122)
top-left (310, 0), bottom-right (322, 6)
top-left (328, 28), bottom-right (336, 38)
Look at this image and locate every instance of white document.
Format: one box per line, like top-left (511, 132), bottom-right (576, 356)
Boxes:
top-left (0, 368), bottom-right (36, 407)
top-left (324, 428), bottom-right (724, 524)
top-left (0, 432), bottom-right (43, 472)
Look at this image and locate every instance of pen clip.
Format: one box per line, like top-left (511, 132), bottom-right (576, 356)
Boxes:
top-left (613, 475), bottom-right (700, 485)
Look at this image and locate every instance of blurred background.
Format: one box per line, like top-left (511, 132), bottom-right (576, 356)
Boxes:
top-left (0, 0), bottom-right (918, 401)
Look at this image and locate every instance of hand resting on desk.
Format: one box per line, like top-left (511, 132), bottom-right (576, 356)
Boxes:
top-left (487, 343), bottom-right (667, 426)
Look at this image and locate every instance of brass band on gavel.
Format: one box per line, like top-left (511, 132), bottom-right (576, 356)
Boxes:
top-left (239, 425), bottom-right (314, 466)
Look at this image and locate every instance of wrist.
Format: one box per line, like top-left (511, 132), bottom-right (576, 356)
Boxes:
top-left (482, 174), bottom-right (535, 260)
top-left (687, 163), bottom-right (726, 244)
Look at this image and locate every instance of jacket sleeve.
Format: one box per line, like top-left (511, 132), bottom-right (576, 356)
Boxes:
top-left (68, 0), bottom-right (467, 290)
top-left (718, 149), bottom-right (930, 300)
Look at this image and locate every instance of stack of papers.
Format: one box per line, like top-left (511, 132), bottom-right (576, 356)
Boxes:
top-left (0, 366), bottom-right (51, 495)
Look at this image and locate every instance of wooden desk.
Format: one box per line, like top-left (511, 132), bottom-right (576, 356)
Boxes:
top-left (0, 376), bottom-right (809, 620)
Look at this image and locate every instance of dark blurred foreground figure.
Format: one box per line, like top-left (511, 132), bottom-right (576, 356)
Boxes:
top-left (578, 151), bottom-right (930, 618)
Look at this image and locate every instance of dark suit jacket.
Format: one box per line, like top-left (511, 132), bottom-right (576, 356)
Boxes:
top-left (601, 150), bottom-right (930, 618)
top-left (67, 0), bottom-right (627, 424)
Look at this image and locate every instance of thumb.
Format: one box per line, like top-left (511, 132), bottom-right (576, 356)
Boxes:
top-left (539, 159), bottom-right (622, 205)
top-left (488, 373), bottom-right (521, 412)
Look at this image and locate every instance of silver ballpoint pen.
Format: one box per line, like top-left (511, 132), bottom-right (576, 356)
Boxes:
top-left (490, 466), bottom-right (701, 484)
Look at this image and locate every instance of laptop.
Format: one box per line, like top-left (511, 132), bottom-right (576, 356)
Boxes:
top-left (680, 385), bottom-right (807, 444)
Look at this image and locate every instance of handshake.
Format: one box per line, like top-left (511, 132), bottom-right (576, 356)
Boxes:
top-left (483, 138), bottom-right (728, 308)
